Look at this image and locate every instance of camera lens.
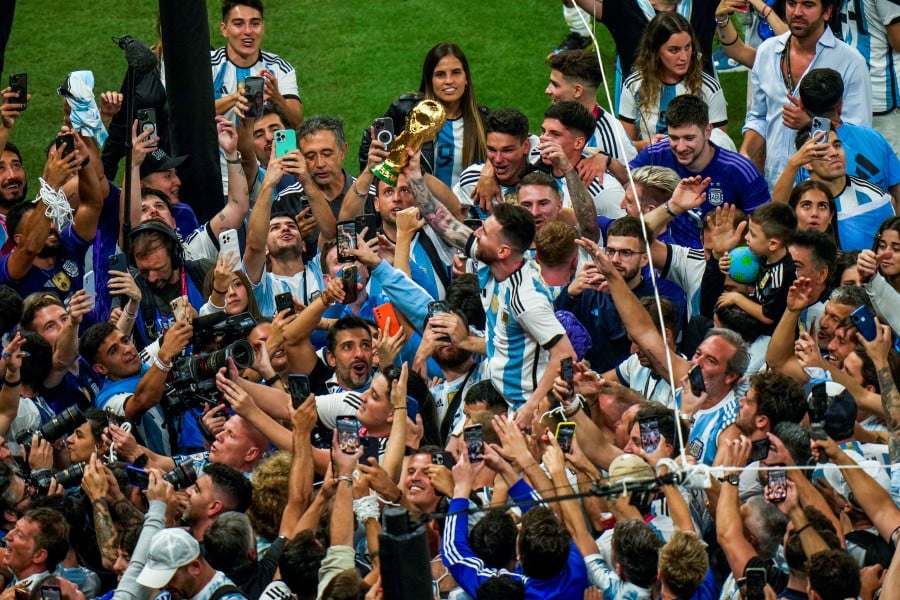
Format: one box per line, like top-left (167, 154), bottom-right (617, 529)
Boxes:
top-left (163, 460), bottom-right (198, 491)
top-left (377, 130), bottom-right (392, 144)
top-left (54, 462), bottom-right (86, 489)
top-left (40, 406), bottom-right (86, 443)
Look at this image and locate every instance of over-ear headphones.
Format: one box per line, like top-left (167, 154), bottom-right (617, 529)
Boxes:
top-left (129, 220), bottom-right (184, 270)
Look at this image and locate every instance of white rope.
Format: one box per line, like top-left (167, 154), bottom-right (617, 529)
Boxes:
top-left (37, 178), bottom-right (74, 230)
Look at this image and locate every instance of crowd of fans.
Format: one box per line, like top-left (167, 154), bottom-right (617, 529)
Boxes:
top-left (0, 0), bottom-right (899, 598)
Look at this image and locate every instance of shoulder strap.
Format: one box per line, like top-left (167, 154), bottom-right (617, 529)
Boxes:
top-left (208, 584), bottom-right (244, 600)
top-left (439, 364), bottom-right (477, 442)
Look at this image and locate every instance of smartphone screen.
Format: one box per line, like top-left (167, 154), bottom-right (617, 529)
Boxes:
top-left (39, 586), bottom-right (61, 600)
top-left (464, 424), bottom-right (484, 462)
top-left (336, 220), bottom-right (357, 262)
top-left (243, 76), bottom-right (265, 118)
top-left (336, 416), bottom-right (360, 453)
top-left (639, 417), bottom-right (661, 454)
top-left (561, 356), bottom-right (575, 399)
top-left (766, 468), bottom-right (787, 503)
top-left (555, 422), bottom-right (576, 453)
top-left (288, 374), bottom-right (310, 409)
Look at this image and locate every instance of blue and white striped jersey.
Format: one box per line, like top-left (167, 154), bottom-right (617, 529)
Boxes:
top-left (467, 237), bottom-right (565, 408)
top-left (688, 390), bottom-right (739, 466)
top-left (435, 118), bottom-right (466, 189)
top-left (839, 0), bottom-right (900, 113)
top-left (210, 47), bottom-right (300, 117)
top-left (835, 175), bottom-right (896, 250)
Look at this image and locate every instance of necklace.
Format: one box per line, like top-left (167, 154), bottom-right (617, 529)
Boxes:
top-left (780, 35), bottom-right (795, 92)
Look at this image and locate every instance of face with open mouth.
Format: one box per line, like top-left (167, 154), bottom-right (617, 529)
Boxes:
top-left (221, 5), bottom-right (265, 64)
top-left (0, 150), bottom-right (26, 204)
top-left (328, 328), bottom-right (374, 391)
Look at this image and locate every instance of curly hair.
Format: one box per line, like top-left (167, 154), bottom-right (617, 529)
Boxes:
top-left (247, 451), bottom-right (291, 540)
top-left (633, 12), bottom-right (703, 118)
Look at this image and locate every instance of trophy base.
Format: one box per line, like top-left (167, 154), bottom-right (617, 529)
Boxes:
top-left (371, 162), bottom-right (400, 187)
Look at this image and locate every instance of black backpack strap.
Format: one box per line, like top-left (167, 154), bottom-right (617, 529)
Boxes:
top-left (208, 584), bottom-right (244, 600)
top-left (439, 365), bottom-right (477, 442)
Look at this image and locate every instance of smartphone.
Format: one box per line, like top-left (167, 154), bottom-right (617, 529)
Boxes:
top-left (9, 73), bottom-right (27, 109)
top-left (431, 450), bottom-right (455, 468)
top-left (464, 424), bottom-right (484, 462)
top-left (463, 218), bottom-right (483, 230)
top-left (243, 76), bottom-right (265, 118)
top-left (766, 468), bottom-right (787, 504)
top-left (427, 300), bottom-right (451, 342)
top-left (811, 115), bottom-right (830, 144)
top-left (108, 252), bottom-right (129, 273)
top-left (355, 213), bottom-right (378, 242)
top-left (137, 108), bottom-right (157, 147)
top-left (336, 220), bottom-right (357, 262)
top-left (850, 305), bottom-right (878, 342)
top-left (373, 117), bottom-right (394, 151)
top-left (54, 134), bottom-right (75, 159)
top-left (39, 585), bottom-right (61, 600)
top-left (561, 356), bottom-right (575, 399)
top-left (744, 567), bottom-right (766, 600)
top-left (405, 397), bottom-right (419, 423)
top-left (126, 465), bottom-right (151, 490)
top-left (274, 129), bottom-right (297, 158)
top-left (218, 228), bottom-right (243, 272)
top-left (373, 302), bottom-right (401, 337)
top-left (275, 292), bottom-right (295, 316)
top-left (639, 417), bottom-right (661, 454)
top-left (749, 438), bottom-right (771, 463)
top-left (336, 415), bottom-right (360, 453)
top-left (288, 374), bottom-right (310, 409)
top-left (688, 364), bottom-right (706, 396)
top-left (360, 436), bottom-right (381, 465)
top-left (170, 296), bottom-right (188, 321)
top-left (341, 265), bottom-right (358, 304)
top-left (555, 421), bottom-right (576, 453)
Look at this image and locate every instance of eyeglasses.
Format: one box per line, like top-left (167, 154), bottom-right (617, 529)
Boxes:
top-left (604, 248), bottom-right (644, 259)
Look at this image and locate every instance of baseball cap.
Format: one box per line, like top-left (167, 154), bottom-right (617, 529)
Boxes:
top-left (804, 379), bottom-right (857, 441)
top-left (140, 147), bottom-right (188, 180)
top-left (608, 453), bottom-right (655, 485)
top-left (136, 528), bottom-right (200, 589)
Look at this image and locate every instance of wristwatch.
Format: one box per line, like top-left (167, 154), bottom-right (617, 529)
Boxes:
top-left (723, 473), bottom-right (740, 486)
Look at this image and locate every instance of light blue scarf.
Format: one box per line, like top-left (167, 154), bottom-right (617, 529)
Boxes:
top-left (57, 70), bottom-right (108, 147)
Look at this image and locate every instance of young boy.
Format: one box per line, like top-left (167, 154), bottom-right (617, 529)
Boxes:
top-left (719, 202), bottom-right (797, 335)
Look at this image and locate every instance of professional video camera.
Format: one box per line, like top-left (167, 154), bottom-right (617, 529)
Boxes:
top-left (165, 340), bottom-right (255, 412)
top-left (16, 406), bottom-right (86, 453)
top-left (192, 311), bottom-right (257, 348)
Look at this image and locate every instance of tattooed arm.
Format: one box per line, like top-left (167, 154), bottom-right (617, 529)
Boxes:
top-left (862, 324), bottom-right (900, 463)
top-left (564, 169), bottom-right (600, 243)
top-left (404, 150), bottom-right (473, 251)
top-left (92, 499), bottom-right (119, 569)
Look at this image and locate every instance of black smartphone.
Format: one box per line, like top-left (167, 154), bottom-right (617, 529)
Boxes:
top-left (341, 265), bottom-right (358, 304)
top-left (54, 134), bottom-right (75, 159)
top-left (431, 450), bottom-right (455, 468)
top-left (748, 438), bottom-right (771, 463)
top-left (373, 117), bottom-right (394, 151)
top-left (427, 300), bottom-right (451, 342)
top-left (850, 305), bottom-right (878, 342)
top-left (811, 115), bottom-right (830, 144)
top-left (359, 436), bottom-right (381, 464)
top-left (108, 252), bottom-right (129, 273)
top-left (39, 585), bottom-right (61, 600)
top-left (464, 424), bottom-right (484, 462)
top-left (276, 192), bottom-right (310, 219)
top-left (336, 415), bottom-right (360, 453)
top-left (275, 292), bottom-right (295, 316)
top-left (639, 417), bottom-right (661, 454)
top-left (355, 213), bottom-right (378, 242)
top-left (688, 364), bottom-right (706, 396)
top-left (561, 356), bottom-right (575, 399)
top-left (745, 567), bottom-right (767, 600)
top-left (126, 465), bottom-right (151, 490)
top-left (766, 468), bottom-right (787, 504)
top-left (9, 73), bottom-right (27, 109)
top-left (137, 108), bottom-right (157, 146)
top-left (336, 220), bottom-right (357, 262)
top-left (463, 218), bottom-right (483, 230)
top-left (288, 374), bottom-right (310, 409)
top-left (555, 421), bottom-right (576, 453)
top-left (243, 76), bottom-right (265, 118)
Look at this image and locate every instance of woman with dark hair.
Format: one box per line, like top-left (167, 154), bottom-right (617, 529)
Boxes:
top-left (789, 179), bottom-right (839, 245)
top-left (201, 251), bottom-right (263, 321)
top-left (359, 43), bottom-right (489, 188)
top-left (871, 216), bottom-right (900, 290)
top-left (619, 13), bottom-right (728, 151)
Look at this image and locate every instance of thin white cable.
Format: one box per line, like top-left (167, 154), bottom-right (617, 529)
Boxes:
top-left (573, 7), bottom-right (688, 460)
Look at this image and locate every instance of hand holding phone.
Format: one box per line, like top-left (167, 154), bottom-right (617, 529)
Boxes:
top-left (464, 424), bottom-right (484, 462)
top-left (639, 417), bottom-right (661, 455)
top-left (288, 374), bottom-right (311, 409)
top-left (336, 416), bottom-right (360, 453)
top-left (765, 468), bottom-right (787, 504)
top-left (555, 422), bottom-right (576, 453)
top-left (275, 292), bottom-right (295, 316)
top-left (688, 365), bottom-right (706, 397)
top-left (9, 73), bottom-right (27, 109)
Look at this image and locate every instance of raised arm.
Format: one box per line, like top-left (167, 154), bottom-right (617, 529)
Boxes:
top-left (243, 158), bottom-right (283, 284)
top-left (46, 290), bottom-right (93, 388)
top-left (772, 132), bottom-right (827, 202)
top-left (207, 117), bottom-right (251, 238)
top-left (405, 150), bottom-right (473, 251)
top-left (765, 278), bottom-right (813, 382)
top-left (129, 320), bottom-right (192, 419)
top-left (279, 392), bottom-right (317, 535)
top-left (71, 132), bottom-right (104, 243)
top-left (119, 120), bottom-right (156, 248)
top-left (280, 149), bottom-right (337, 242)
top-left (0, 334), bottom-right (25, 436)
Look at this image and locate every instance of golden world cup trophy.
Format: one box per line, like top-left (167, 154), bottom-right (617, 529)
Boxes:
top-left (371, 99), bottom-right (446, 187)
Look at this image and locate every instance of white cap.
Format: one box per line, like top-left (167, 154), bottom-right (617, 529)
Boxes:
top-left (136, 528), bottom-right (200, 589)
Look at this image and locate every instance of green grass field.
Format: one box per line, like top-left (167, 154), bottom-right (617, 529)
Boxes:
top-left (4, 1), bottom-right (747, 190)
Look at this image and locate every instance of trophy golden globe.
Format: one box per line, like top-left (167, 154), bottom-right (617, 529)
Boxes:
top-left (371, 99), bottom-right (446, 187)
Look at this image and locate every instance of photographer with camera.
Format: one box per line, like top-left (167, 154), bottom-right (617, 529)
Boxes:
top-left (80, 318), bottom-right (192, 456)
